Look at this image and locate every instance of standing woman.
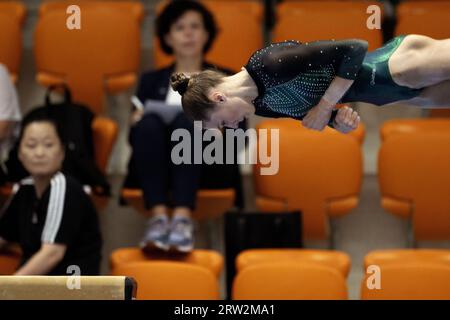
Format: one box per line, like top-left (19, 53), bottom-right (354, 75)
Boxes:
top-left (123, 0), bottom-right (244, 253)
top-left (0, 114), bottom-right (102, 275)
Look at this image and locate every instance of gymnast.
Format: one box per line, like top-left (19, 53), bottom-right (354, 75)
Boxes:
top-left (170, 34), bottom-right (450, 133)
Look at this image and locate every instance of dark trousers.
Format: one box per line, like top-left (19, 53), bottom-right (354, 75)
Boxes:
top-left (128, 112), bottom-right (201, 210)
top-left (125, 112), bottom-right (245, 211)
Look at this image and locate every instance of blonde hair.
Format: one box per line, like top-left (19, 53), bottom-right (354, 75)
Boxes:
top-left (170, 69), bottom-right (226, 121)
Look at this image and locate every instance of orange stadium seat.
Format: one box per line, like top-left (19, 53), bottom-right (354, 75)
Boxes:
top-left (364, 249), bottom-right (450, 270)
top-left (0, 1), bottom-right (26, 25)
top-left (121, 188), bottom-right (235, 220)
top-left (430, 109), bottom-right (450, 117)
top-left (396, 1), bottom-right (450, 39)
top-left (110, 248), bottom-right (224, 278)
top-left (112, 261), bottom-right (220, 299)
top-left (90, 116), bottom-right (118, 210)
top-left (39, 0), bottom-right (145, 23)
top-left (274, 1), bottom-right (383, 50)
top-left (34, 1), bottom-right (143, 114)
top-left (236, 249), bottom-right (351, 278)
top-left (91, 116), bottom-right (119, 173)
top-left (232, 262), bottom-right (347, 300)
top-left (0, 1), bottom-right (26, 83)
top-left (361, 263), bottom-right (450, 300)
top-left (0, 250), bottom-right (21, 275)
top-left (380, 118), bottom-right (450, 142)
top-left (254, 119), bottom-right (363, 240)
top-left (153, 0), bottom-right (263, 71)
top-left (378, 131), bottom-right (450, 240)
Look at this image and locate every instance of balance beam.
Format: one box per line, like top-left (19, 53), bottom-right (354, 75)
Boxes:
top-left (0, 276), bottom-right (136, 300)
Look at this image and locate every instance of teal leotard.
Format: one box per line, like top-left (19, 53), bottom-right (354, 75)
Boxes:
top-left (340, 34), bottom-right (424, 105)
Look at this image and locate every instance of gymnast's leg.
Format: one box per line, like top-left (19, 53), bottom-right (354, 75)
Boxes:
top-left (389, 34), bottom-right (450, 89)
top-left (383, 79), bottom-right (450, 108)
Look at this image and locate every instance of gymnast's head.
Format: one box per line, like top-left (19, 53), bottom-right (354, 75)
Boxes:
top-left (170, 70), bottom-right (255, 129)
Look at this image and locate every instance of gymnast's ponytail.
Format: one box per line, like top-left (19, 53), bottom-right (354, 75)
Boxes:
top-left (170, 69), bottom-right (226, 121)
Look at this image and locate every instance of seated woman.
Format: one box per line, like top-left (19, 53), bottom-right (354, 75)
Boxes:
top-left (0, 113), bottom-right (102, 275)
top-left (171, 34), bottom-right (450, 133)
top-left (123, 0), bottom-right (244, 253)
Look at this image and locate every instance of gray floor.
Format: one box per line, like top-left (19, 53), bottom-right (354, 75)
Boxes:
top-left (11, 1), bottom-right (449, 300)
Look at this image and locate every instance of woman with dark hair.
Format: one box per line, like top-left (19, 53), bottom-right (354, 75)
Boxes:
top-left (171, 34), bottom-right (450, 133)
top-left (124, 0), bottom-right (244, 253)
top-left (0, 114), bottom-right (102, 275)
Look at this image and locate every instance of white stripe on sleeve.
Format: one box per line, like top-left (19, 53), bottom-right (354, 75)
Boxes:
top-left (41, 173), bottom-right (66, 243)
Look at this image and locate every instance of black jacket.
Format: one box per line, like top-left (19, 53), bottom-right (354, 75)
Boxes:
top-left (4, 86), bottom-right (110, 196)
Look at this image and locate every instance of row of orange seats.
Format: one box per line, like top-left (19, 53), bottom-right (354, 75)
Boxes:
top-left (3, 247), bottom-right (447, 300)
top-left (2, 118), bottom-right (448, 276)
top-left (109, 247), bottom-right (450, 300)
top-left (254, 117), bottom-right (450, 242)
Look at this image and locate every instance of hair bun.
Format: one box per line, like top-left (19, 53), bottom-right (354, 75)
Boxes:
top-left (171, 73), bottom-right (190, 95)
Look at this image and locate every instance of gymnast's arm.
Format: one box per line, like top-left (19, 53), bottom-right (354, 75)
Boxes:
top-left (265, 38), bottom-right (369, 81)
top-left (267, 38), bottom-right (368, 110)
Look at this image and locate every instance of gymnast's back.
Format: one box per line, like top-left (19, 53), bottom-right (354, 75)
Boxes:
top-left (244, 39), bottom-right (368, 120)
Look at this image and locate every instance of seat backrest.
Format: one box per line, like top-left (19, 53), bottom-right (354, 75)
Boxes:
top-left (153, 0), bottom-right (263, 71)
top-left (39, 0), bottom-right (144, 23)
top-left (361, 264), bottom-right (450, 300)
top-left (0, 253), bottom-right (21, 275)
top-left (0, 1), bottom-right (26, 82)
top-left (254, 119), bottom-right (362, 239)
top-left (110, 248), bottom-right (224, 278)
top-left (91, 116), bottom-right (118, 173)
top-left (232, 262), bottom-right (347, 300)
top-left (112, 261), bottom-right (219, 300)
top-left (236, 249), bottom-right (351, 278)
top-left (380, 119), bottom-right (450, 142)
top-left (396, 1), bottom-right (450, 38)
top-left (378, 132), bottom-right (450, 240)
top-left (0, 1), bottom-right (26, 24)
top-left (34, 2), bottom-right (142, 113)
top-left (274, 1), bottom-right (383, 50)
top-left (0, 276), bottom-right (136, 300)
top-left (430, 109), bottom-right (450, 118)
top-left (364, 249), bottom-right (450, 270)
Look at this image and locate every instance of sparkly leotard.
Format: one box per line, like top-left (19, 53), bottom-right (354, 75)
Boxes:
top-left (341, 35), bottom-right (423, 105)
top-left (244, 36), bottom-right (423, 127)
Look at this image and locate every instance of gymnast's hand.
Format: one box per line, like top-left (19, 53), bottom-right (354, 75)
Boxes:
top-left (302, 100), bottom-right (334, 131)
top-left (333, 106), bottom-right (360, 134)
